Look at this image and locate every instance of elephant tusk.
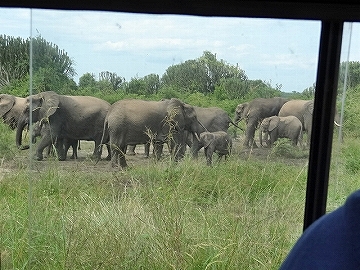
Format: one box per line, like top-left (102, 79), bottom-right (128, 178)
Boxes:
top-left (194, 132), bottom-right (200, 141)
top-left (334, 121), bottom-right (341, 127)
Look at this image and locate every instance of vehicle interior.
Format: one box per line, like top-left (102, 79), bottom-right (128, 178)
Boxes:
top-left (1, 0), bottom-right (360, 268)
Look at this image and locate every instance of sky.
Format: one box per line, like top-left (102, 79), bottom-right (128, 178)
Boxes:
top-left (1, 8), bottom-right (360, 93)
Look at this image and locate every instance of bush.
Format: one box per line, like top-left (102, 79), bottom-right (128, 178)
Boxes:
top-left (0, 122), bottom-right (17, 160)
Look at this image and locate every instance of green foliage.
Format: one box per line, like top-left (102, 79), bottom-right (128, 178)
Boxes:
top-left (161, 51), bottom-right (248, 96)
top-left (0, 155), bottom-right (307, 269)
top-left (0, 35), bottom-right (76, 94)
top-left (342, 85), bottom-right (360, 137)
top-left (341, 139), bottom-right (360, 174)
top-left (78, 72), bottom-right (96, 89)
top-left (0, 122), bottom-right (17, 160)
top-left (339, 61), bottom-right (360, 90)
top-left (124, 73), bottom-right (160, 96)
top-left (0, 35), bottom-right (29, 89)
top-left (271, 139), bottom-right (309, 159)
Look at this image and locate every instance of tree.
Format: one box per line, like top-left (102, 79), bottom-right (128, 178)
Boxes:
top-left (79, 73), bottom-right (96, 88)
top-left (125, 74), bottom-right (160, 96)
top-left (338, 61), bottom-right (360, 90)
top-left (0, 34), bottom-right (76, 94)
top-left (161, 51), bottom-right (248, 95)
top-left (0, 35), bottom-right (29, 90)
top-left (98, 71), bottom-right (124, 91)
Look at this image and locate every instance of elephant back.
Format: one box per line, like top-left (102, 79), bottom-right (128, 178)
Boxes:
top-left (278, 99), bottom-right (312, 124)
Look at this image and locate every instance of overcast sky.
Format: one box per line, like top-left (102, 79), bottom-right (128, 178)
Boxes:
top-left (1, 8), bottom-right (359, 93)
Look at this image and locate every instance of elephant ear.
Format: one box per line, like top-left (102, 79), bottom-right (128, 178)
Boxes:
top-left (39, 91), bottom-right (60, 118)
top-left (0, 94), bottom-right (15, 117)
top-left (305, 100), bottom-right (314, 116)
top-left (201, 132), bottom-right (213, 148)
top-left (268, 117), bottom-right (280, 131)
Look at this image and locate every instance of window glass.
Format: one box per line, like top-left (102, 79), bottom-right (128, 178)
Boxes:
top-left (3, 7), bottom-right (349, 269)
top-left (328, 22), bottom-right (360, 211)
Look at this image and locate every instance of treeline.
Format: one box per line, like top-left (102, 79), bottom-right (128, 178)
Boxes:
top-left (2, 35), bottom-right (360, 113)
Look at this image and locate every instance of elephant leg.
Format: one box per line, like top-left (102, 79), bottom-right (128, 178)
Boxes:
top-left (92, 139), bottom-right (103, 160)
top-left (144, 142), bottom-right (150, 158)
top-left (64, 139), bottom-right (71, 159)
top-left (118, 145), bottom-right (127, 167)
top-left (69, 140), bottom-right (78, 159)
top-left (127, 145), bottom-right (136, 155)
top-left (56, 138), bottom-right (66, 161)
top-left (111, 143), bottom-right (127, 168)
top-left (244, 120), bottom-right (258, 148)
top-left (153, 142), bottom-right (163, 160)
top-left (35, 134), bottom-right (54, 161)
top-left (105, 144), bottom-right (111, 160)
top-left (191, 139), bottom-right (201, 158)
top-left (204, 147), bottom-right (213, 166)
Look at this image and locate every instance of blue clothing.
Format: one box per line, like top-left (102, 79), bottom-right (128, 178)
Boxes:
top-left (280, 189), bottom-right (360, 269)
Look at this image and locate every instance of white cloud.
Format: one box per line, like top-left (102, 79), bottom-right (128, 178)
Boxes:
top-left (260, 53), bottom-right (318, 70)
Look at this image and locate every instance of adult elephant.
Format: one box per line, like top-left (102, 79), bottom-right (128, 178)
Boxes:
top-left (0, 94), bottom-right (27, 129)
top-left (259, 115), bottom-right (303, 147)
top-left (16, 91), bottom-right (111, 161)
top-left (104, 98), bottom-right (202, 168)
top-left (234, 97), bottom-right (289, 148)
top-left (278, 99), bottom-right (341, 145)
top-left (189, 106), bottom-right (241, 158)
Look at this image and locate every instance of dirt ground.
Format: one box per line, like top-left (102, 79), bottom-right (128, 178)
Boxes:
top-left (0, 136), bottom-right (309, 176)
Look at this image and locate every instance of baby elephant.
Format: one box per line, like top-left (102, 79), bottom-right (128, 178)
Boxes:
top-left (199, 131), bottom-right (232, 166)
top-left (32, 120), bottom-right (79, 159)
top-left (259, 115), bottom-right (302, 147)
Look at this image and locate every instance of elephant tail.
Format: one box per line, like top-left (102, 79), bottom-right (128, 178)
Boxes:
top-left (100, 118), bottom-right (109, 146)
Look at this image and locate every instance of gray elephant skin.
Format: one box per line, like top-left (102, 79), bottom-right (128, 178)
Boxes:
top-left (16, 91), bottom-right (111, 161)
top-left (278, 99), bottom-right (341, 145)
top-left (31, 120), bottom-right (79, 159)
top-left (104, 98), bottom-right (202, 168)
top-left (259, 115), bottom-right (303, 147)
top-left (234, 97), bottom-right (289, 148)
top-left (189, 106), bottom-right (240, 158)
top-left (198, 131), bottom-right (232, 166)
top-left (127, 105), bottom-right (240, 158)
top-left (0, 94), bottom-right (27, 129)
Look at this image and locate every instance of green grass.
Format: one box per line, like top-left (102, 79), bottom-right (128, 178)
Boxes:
top-left (1, 122), bottom-right (358, 269)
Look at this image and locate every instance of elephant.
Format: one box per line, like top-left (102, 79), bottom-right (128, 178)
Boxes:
top-left (16, 91), bottom-right (111, 161)
top-left (259, 115), bottom-right (303, 147)
top-left (0, 94), bottom-right (27, 129)
top-left (103, 98), bottom-right (203, 168)
top-left (234, 97), bottom-right (289, 148)
top-left (126, 106), bottom-right (241, 158)
top-left (188, 106), bottom-right (241, 158)
top-left (198, 131), bottom-right (232, 166)
top-left (278, 99), bottom-right (341, 146)
top-left (31, 120), bottom-right (80, 159)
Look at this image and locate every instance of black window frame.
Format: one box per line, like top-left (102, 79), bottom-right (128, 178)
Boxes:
top-left (2, 0), bottom-right (360, 230)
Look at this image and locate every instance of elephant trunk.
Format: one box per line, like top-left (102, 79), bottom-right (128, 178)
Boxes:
top-left (16, 114), bottom-right (30, 150)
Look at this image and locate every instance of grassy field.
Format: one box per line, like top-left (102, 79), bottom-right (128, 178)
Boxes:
top-left (0, 123), bottom-right (359, 269)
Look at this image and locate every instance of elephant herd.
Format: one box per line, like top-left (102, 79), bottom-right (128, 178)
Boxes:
top-left (234, 97), bottom-right (340, 149)
top-left (0, 93), bottom-right (339, 168)
top-left (0, 92), bottom-right (237, 167)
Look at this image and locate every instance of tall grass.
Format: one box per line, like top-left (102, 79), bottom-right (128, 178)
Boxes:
top-left (1, 152), bottom-right (309, 269)
top-left (1, 121), bottom-right (357, 269)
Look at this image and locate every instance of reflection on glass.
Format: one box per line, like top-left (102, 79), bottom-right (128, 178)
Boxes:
top-left (4, 7), bottom-right (359, 269)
